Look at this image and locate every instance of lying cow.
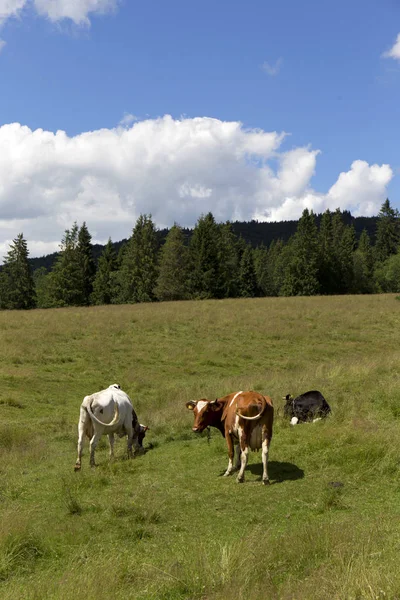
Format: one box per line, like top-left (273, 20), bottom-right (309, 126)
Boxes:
top-left (284, 390), bottom-right (331, 425)
top-left (74, 384), bottom-right (148, 471)
top-left (186, 390), bottom-right (273, 485)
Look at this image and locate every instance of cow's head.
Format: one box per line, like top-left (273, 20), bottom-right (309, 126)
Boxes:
top-left (283, 394), bottom-right (294, 417)
top-left (186, 399), bottom-right (224, 433)
top-left (138, 424), bottom-right (149, 447)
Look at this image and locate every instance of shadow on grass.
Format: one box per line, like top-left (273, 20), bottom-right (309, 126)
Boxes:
top-left (247, 460), bottom-right (304, 483)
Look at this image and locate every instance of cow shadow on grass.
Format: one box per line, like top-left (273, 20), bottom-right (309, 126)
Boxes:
top-left (247, 461), bottom-right (304, 484)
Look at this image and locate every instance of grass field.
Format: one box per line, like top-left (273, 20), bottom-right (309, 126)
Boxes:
top-left (1, 295), bottom-right (400, 599)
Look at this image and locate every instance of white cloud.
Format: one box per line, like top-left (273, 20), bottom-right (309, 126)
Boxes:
top-left (0, 38), bottom-right (6, 52)
top-left (261, 58), bottom-right (283, 76)
top-left (0, 0), bottom-right (27, 25)
top-left (119, 113), bottom-right (138, 127)
top-left (0, 116), bottom-right (394, 261)
top-left (33, 0), bottom-right (119, 26)
top-left (0, 0), bottom-right (119, 28)
top-left (382, 33), bottom-right (400, 61)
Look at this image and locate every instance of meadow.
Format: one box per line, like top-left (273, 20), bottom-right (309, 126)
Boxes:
top-left (0, 294), bottom-right (400, 599)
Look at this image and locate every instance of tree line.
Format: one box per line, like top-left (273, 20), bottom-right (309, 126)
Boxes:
top-left (0, 199), bottom-right (399, 310)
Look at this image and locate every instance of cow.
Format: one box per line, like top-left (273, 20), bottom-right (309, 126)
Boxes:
top-left (284, 390), bottom-right (331, 425)
top-left (186, 390), bottom-right (273, 485)
top-left (74, 384), bottom-right (147, 471)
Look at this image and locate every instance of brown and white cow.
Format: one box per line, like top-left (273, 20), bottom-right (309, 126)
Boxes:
top-left (186, 390), bottom-right (273, 484)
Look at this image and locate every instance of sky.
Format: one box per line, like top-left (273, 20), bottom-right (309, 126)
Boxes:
top-left (0, 0), bottom-right (399, 260)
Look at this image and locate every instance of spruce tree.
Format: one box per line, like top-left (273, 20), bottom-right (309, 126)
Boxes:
top-left (264, 239), bottom-right (287, 296)
top-left (155, 224), bottom-right (189, 301)
top-left (77, 222), bottom-right (95, 305)
top-left (33, 267), bottom-right (54, 308)
top-left (318, 209), bottom-right (336, 294)
top-left (281, 209), bottom-right (319, 296)
top-left (218, 222), bottom-right (240, 298)
top-left (254, 244), bottom-right (269, 296)
top-left (239, 244), bottom-right (258, 297)
top-left (188, 212), bottom-right (221, 299)
top-left (91, 238), bottom-right (118, 305)
top-left (119, 214), bottom-right (159, 303)
top-left (352, 229), bottom-right (374, 294)
top-left (0, 233), bottom-right (36, 309)
top-left (47, 223), bottom-right (85, 307)
top-left (330, 210), bottom-right (355, 294)
top-left (375, 199), bottom-right (400, 263)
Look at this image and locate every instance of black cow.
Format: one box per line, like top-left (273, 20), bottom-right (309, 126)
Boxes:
top-left (284, 390), bottom-right (331, 425)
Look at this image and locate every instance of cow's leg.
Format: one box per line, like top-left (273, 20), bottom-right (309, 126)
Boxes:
top-left (262, 433), bottom-right (271, 485)
top-left (89, 431), bottom-right (102, 467)
top-left (125, 421), bottom-right (136, 459)
top-left (234, 443), bottom-right (241, 471)
top-left (74, 408), bottom-right (87, 471)
top-left (237, 428), bottom-right (248, 483)
top-left (223, 433), bottom-right (235, 477)
top-left (108, 433), bottom-right (115, 460)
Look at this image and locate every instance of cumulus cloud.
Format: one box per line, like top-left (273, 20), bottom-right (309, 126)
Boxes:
top-left (261, 58), bottom-right (283, 76)
top-left (33, 0), bottom-right (119, 26)
top-left (119, 113), bottom-right (138, 127)
top-left (0, 38), bottom-right (6, 52)
top-left (0, 116), bottom-right (393, 261)
top-left (0, 0), bottom-right (27, 25)
top-left (382, 33), bottom-right (400, 61)
top-left (0, 0), bottom-right (118, 28)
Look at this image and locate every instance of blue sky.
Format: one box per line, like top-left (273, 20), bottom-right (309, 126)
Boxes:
top-left (0, 0), bottom-right (399, 258)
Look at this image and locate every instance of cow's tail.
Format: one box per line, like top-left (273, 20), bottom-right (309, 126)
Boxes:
top-left (236, 397), bottom-right (267, 421)
top-left (86, 398), bottom-right (120, 430)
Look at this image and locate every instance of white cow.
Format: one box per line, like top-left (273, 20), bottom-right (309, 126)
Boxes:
top-left (74, 384), bottom-right (145, 471)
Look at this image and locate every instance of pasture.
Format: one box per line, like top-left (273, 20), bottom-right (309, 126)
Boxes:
top-left (0, 295), bottom-right (400, 599)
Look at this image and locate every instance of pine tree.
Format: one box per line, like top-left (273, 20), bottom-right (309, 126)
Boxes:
top-left (77, 222), bottom-right (96, 305)
top-left (239, 244), bottom-right (258, 297)
top-left (375, 199), bottom-right (400, 263)
top-left (281, 209), bottom-right (319, 296)
top-left (47, 223), bottom-right (85, 307)
top-left (91, 238), bottom-right (118, 305)
top-left (155, 224), bottom-right (189, 301)
top-left (119, 214), bottom-right (159, 303)
top-left (0, 234), bottom-right (36, 309)
top-left (188, 212), bottom-right (221, 299)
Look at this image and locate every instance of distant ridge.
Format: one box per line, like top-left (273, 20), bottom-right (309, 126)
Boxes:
top-left (28, 212), bottom-right (379, 272)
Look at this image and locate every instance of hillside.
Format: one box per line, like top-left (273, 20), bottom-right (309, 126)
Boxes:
top-left (0, 294), bottom-right (399, 599)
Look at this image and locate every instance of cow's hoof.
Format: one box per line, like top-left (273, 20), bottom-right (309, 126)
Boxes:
top-left (237, 476), bottom-right (244, 484)
top-left (262, 479), bottom-right (270, 486)
top-left (74, 464), bottom-right (81, 472)
top-left (223, 471), bottom-right (232, 477)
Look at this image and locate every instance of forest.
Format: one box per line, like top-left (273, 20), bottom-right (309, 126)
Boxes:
top-left (0, 199), bottom-right (399, 310)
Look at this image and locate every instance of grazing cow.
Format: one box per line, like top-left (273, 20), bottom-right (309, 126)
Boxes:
top-left (284, 390), bottom-right (331, 425)
top-left (74, 384), bottom-right (147, 471)
top-left (186, 391), bottom-right (273, 484)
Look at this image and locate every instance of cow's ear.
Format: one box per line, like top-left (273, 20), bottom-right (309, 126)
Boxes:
top-left (186, 401), bottom-right (196, 411)
top-left (211, 400), bottom-right (223, 411)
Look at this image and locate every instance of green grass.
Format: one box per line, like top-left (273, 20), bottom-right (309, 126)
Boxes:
top-left (1, 295), bottom-right (400, 599)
